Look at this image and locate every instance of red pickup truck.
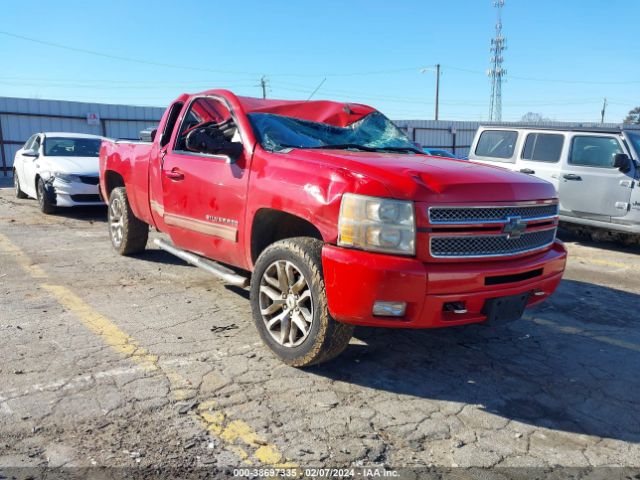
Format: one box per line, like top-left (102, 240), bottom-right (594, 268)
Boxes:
top-left (100, 89), bottom-right (566, 366)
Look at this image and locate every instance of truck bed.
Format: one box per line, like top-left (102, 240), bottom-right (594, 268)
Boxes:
top-left (99, 139), bottom-right (154, 225)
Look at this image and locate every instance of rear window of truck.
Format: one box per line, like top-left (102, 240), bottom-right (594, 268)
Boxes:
top-left (475, 130), bottom-right (518, 161)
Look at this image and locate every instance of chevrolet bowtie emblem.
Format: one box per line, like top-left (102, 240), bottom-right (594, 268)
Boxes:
top-left (503, 216), bottom-right (527, 239)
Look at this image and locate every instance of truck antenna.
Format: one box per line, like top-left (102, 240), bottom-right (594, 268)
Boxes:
top-left (306, 78), bottom-right (327, 101)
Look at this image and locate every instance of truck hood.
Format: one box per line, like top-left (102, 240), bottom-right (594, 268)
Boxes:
top-left (285, 149), bottom-right (557, 203)
top-left (41, 156), bottom-right (99, 175)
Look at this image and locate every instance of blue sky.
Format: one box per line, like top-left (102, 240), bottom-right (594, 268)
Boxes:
top-left (1, 0), bottom-right (638, 122)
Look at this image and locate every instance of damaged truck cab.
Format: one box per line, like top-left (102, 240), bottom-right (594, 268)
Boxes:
top-left (100, 89), bottom-right (567, 366)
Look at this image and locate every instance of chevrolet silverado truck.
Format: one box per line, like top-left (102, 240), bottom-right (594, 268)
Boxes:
top-left (99, 89), bottom-right (567, 367)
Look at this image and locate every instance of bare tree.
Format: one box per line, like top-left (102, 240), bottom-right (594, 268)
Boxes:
top-left (520, 112), bottom-right (551, 123)
top-left (624, 107), bottom-right (640, 124)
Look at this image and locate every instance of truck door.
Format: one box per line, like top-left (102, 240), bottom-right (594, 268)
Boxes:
top-left (516, 132), bottom-right (565, 192)
top-left (559, 134), bottom-right (634, 220)
top-left (160, 96), bottom-right (250, 268)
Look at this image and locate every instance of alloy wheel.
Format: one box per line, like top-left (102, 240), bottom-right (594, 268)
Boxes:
top-left (258, 260), bottom-right (313, 347)
top-left (37, 180), bottom-right (45, 208)
top-left (109, 197), bottom-right (124, 247)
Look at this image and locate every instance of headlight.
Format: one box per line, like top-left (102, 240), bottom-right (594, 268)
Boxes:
top-left (53, 172), bottom-right (78, 183)
top-left (338, 193), bottom-right (415, 255)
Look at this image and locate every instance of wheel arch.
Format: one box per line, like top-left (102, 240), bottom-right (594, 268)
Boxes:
top-left (103, 170), bottom-right (126, 200)
top-left (250, 208), bottom-right (324, 264)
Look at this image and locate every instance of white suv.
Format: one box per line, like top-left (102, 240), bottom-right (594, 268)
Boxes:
top-left (469, 126), bottom-right (640, 243)
top-left (13, 132), bottom-right (105, 214)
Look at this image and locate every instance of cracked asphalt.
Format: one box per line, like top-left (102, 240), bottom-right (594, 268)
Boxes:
top-left (0, 176), bottom-right (639, 476)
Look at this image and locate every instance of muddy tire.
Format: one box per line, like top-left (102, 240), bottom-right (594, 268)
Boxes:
top-left (13, 171), bottom-right (27, 199)
top-left (108, 187), bottom-right (148, 255)
top-left (250, 237), bottom-right (353, 367)
top-left (36, 177), bottom-right (56, 214)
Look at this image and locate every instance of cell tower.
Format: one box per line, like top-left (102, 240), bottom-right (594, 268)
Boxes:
top-left (488, 0), bottom-right (506, 121)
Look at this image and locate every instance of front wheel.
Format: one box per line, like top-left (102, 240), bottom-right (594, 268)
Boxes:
top-left (108, 187), bottom-right (149, 255)
top-left (250, 237), bottom-right (353, 367)
top-left (36, 177), bottom-right (56, 214)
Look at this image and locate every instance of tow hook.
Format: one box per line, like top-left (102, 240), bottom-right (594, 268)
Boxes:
top-left (444, 302), bottom-right (468, 314)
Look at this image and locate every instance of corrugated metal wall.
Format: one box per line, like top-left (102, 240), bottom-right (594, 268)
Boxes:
top-left (0, 97), bottom-right (164, 173)
top-left (394, 119), bottom-right (640, 157)
top-left (3, 97), bottom-right (638, 173)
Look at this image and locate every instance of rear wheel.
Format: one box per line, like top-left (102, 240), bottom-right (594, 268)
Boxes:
top-left (250, 237), bottom-right (353, 367)
top-left (36, 177), bottom-right (56, 214)
top-left (108, 187), bottom-right (148, 255)
top-left (13, 170), bottom-right (27, 199)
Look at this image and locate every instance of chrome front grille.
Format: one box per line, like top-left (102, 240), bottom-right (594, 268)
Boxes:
top-left (429, 204), bottom-right (559, 224)
top-left (430, 228), bottom-right (557, 259)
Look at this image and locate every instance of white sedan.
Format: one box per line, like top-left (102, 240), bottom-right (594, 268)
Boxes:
top-left (13, 132), bottom-right (106, 213)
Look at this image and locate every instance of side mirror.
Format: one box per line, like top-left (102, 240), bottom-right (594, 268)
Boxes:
top-left (139, 127), bottom-right (158, 143)
top-left (613, 153), bottom-right (632, 172)
top-left (185, 127), bottom-right (244, 163)
top-left (23, 149), bottom-right (39, 158)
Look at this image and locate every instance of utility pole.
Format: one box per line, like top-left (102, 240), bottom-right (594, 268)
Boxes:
top-left (260, 76), bottom-right (268, 99)
top-left (488, 0), bottom-right (506, 122)
top-left (420, 64), bottom-right (441, 121)
top-left (435, 64), bottom-right (440, 121)
top-left (601, 97), bottom-right (607, 124)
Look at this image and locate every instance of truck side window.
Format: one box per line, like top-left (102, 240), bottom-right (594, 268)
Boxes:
top-left (475, 130), bottom-right (517, 161)
top-left (160, 102), bottom-right (184, 148)
top-left (174, 97), bottom-right (241, 153)
top-left (569, 136), bottom-right (623, 168)
top-left (521, 133), bottom-right (563, 163)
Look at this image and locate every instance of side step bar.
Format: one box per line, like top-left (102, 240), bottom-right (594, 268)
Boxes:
top-left (153, 238), bottom-right (249, 288)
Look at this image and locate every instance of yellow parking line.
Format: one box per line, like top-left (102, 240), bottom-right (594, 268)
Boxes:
top-left (41, 284), bottom-right (160, 372)
top-left (0, 233), bottom-right (47, 278)
top-left (0, 232), bottom-right (291, 468)
top-left (524, 314), bottom-right (640, 353)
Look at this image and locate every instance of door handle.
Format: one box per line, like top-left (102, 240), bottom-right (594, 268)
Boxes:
top-left (519, 168), bottom-right (535, 174)
top-left (163, 169), bottom-right (184, 181)
top-left (563, 174), bottom-right (582, 181)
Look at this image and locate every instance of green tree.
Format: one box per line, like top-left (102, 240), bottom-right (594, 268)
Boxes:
top-left (624, 107), bottom-right (640, 124)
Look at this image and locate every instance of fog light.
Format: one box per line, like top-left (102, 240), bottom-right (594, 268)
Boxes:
top-left (373, 301), bottom-right (406, 317)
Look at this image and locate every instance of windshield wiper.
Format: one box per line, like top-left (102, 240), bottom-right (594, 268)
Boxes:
top-left (374, 146), bottom-right (422, 154)
top-left (273, 143), bottom-right (421, 154)
top-left (276, 143), bottom-right (379, 152)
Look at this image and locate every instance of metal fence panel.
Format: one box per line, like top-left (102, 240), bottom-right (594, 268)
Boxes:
top-left (3, 97), bottom-right (639, 173)
top-left (0, 97), bottom-right (164, 173)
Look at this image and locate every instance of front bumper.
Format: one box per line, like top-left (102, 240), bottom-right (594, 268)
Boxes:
top-left (321, 241), bottom-right (567, 328)
top-left (51, 178), bottom-right (104, 207)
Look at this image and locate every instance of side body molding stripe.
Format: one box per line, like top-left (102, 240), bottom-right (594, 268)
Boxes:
top-left (164, 213), bottom-right (238, 242)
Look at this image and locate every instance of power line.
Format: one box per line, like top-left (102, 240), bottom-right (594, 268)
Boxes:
top-left (0, 31), bottom-right (259, 77)
top-left (0, 76), bottom-right (623, 110)
top-left (3, 30), bottom-right (640, 86)
top-left (0, 30), bottom-right (423, 79)
top-left (445, 64), bottom-right (640, 85)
